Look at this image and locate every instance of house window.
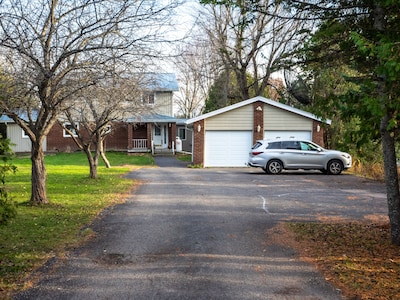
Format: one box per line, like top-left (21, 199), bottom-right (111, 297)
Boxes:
top-left (142, 93), bottom-right (155, 105)
top-left (22, 129), bottom-right (29, 139)
top-left (154, 126), bottom-right (161, 136)
top-left (63, 123), bottom-right (78, 137)
top-left (103, 124), bottom-right (111, 135)
top-left (178, 128), bottom-right (186, 140)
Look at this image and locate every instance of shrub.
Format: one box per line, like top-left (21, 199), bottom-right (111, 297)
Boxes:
top-left (0, 135), bottom-right (17, 225)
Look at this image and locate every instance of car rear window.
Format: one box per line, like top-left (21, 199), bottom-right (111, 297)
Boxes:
top-left (251, 142), bottom-right (263, 149)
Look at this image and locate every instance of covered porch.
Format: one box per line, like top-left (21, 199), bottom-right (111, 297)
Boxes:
top-left (127, 114), bottom-right (180, 154)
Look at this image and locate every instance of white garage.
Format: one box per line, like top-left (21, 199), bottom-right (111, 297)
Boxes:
top-left (186, 96), bottom-right (330, 167)
top-left (204, 131), bottom-right (253, 167)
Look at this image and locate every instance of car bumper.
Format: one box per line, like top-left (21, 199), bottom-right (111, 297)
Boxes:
top-left (247, 157), bottom-right (265, 168)
top-left (343, 158), bottom-right (352, 169)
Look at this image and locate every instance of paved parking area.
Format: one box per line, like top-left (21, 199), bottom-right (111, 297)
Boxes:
top-left (15, 159), bottom-right (388, 300)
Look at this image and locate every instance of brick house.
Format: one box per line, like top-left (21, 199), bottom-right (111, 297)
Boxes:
top-left (1, 73), bottom-right (184, 154)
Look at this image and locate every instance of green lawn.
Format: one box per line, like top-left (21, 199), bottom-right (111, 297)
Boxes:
top-left (0, 152), bottom-right (154, 298)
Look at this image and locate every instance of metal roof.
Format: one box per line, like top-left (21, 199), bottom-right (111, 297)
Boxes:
top-left (142, 73), bottom-right (179, 92)
top-left (127, 113), bottom-right (183, 123)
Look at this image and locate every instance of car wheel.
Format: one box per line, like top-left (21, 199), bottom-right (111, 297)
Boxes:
top-left (266, 160), bottom-right (283, 174)
top-left (327, 160), bottom-right (343, 175)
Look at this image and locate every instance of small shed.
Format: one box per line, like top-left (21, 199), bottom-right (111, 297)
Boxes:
top-left (186, 96), bottom-right (330, 167)
top-left (0, 115), bottom-right (47, 153)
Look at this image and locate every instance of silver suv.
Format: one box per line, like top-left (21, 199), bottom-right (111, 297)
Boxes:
top-left (248, 139), bottom-right (352, 175)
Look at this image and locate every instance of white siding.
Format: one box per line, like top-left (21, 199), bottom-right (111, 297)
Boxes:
top-left (264, 105), bottom-right (313, 131)
top-left (264, 130), bottom-right (311, 140)
top-left (206, 105), bottom-right (253, 130)
top-left (154, 92), bottom-right (174, 116)
top-left (7, 124), bottom-right (46, 152)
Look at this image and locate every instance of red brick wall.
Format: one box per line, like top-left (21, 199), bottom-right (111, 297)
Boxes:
top-left (253, 101), bottom-right (264, 144)
top-left (312, 120), bottom-right (325, 146)
top-left (47, 123), bottom-right (81, 152)
top-left (104, 122), bottom-right (128, 151)
top-left (193, 120), bottom-right (204, 166)
top-left (47, 122), bottom-right (129, 152)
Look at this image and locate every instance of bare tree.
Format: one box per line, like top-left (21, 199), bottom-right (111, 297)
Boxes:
top-left (200, 0), bottom-right (309, 101)
top-left (60, 70), bottom-right (150, 179)
top-left (0, 0), bottom-right (180, 204)
top-left (174, 37), bottom-right (221, 118)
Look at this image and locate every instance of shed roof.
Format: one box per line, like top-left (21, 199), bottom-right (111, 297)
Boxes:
top-left (186, 96), bottom-right (331, 125)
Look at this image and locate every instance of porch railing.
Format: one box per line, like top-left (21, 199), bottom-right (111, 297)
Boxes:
top-left (132, 138), bottom-right (148, 150)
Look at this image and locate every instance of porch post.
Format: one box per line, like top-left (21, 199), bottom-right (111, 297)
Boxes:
top-left (127, 123), bottom-right (133, 149)
top-left (169, 123), bottom-right (177, 149)
top-left (147, 123), bottom-right (152, 151)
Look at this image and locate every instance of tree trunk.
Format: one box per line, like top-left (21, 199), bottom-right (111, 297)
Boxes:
top-left (30, 142), bottom-right (48, 205)
top-left (374, 3), bottom-right (400, 245)
top-left (84, 146), bottom-right (98, 179)
top-left (99, 140), bottom-right (111, 168)
top-left (380, 113), bottom-right (400, 245)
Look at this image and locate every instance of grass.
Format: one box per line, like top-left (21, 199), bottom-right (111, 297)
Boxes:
top-left (0, 152), bottom-right (154, 298)
top-left (175, 152), bottom-right (192, 163)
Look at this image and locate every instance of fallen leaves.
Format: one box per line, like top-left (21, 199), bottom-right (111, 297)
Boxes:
top-left (269, 221), bottom-right (400, 300)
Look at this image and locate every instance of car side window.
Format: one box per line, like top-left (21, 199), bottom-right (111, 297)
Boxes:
top-left (300, 141), bottom-right (318, 151)
top-left (266, 142), bottom-right (281, 149)
top-left (282, 141), bottom-right (300, 150)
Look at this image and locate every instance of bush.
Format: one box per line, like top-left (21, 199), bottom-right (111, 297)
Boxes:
top-left (0, 197), bottom-right (17, 225)
top-left (0, 135), bottom-right (17, 225)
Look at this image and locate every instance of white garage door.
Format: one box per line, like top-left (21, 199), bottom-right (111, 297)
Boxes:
top-left (204, 131), bottom-right (253, 167)
top-left (264, 130), bottom-right (311, 140)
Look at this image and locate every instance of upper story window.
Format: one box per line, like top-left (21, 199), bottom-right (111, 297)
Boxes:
top-left (142, 93), bottom-right (155, 105)
top-left (63, 123), bottom-right (78, 137)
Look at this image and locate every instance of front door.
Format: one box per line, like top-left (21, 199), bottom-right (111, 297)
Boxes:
top-left (153, 124), bottom-right (168, 148)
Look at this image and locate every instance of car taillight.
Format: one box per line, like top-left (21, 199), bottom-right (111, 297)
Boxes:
top-left (252, 151), bottom-right (263, 155)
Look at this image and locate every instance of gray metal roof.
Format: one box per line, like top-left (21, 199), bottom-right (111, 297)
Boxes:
top-left (127, 113), bottom-right (183, 123)
top-left (142, 73), bottom-right (179, 92)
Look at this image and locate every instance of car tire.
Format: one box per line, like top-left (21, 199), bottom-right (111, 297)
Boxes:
top-left (327, 160), bottom-right (343, 175)
top-left (266, 160), bottom-right (283, 174)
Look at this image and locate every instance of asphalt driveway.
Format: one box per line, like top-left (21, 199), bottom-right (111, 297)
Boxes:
top-left (15, 157), bottom-right (388, 299)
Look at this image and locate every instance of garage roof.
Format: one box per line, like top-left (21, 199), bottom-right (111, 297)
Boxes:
top-left (186, 96), bottom-right (331, 125)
